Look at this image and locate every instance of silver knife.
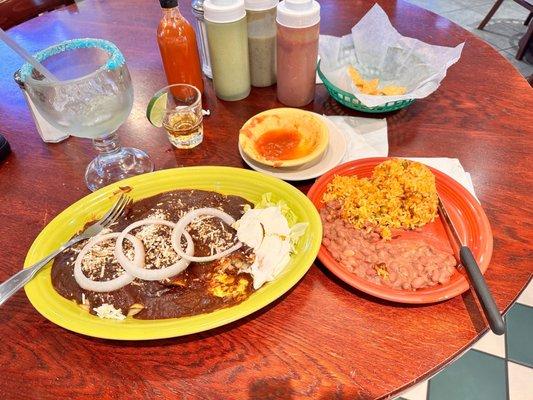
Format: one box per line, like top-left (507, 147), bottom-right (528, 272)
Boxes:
top-left (438, 195), bottom-right (505, 335)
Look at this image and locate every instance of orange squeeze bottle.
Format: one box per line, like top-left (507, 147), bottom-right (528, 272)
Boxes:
top-left (157, 0), bottom-right (204, 92)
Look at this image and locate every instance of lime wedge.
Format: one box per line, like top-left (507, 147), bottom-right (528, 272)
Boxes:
top-left (146, 91), bottom-right (168, 128)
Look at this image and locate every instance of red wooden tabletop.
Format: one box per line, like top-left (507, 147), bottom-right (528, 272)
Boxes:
top-left (0, 0), bottom-right (532, 399)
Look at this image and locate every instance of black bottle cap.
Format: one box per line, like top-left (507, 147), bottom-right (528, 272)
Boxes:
top-left (159, 0), bottom-right (178, 8)
top-left (0, 134), bottom-right (11, 161)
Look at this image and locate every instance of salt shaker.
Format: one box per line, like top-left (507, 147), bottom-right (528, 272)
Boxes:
top-left (191, 0), bottom-right (213, 78)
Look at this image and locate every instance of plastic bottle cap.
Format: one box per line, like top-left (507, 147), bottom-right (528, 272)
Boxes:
top-left (245, 0), bottom-right (278, 11)
top-left (276, 0), bottom-right (320, 28)
top-left (159, 0), bottom-right (178, 8)
top-left (204, 0), bottom-right (246, 23)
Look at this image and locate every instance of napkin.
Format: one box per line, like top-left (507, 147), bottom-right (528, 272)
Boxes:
top-left (407, 157), bottom-right (477, 200)
top-left (326, 115), bottom-right (388, 160)
top-left (21, 91), bottom-right (69, 143)
top-left (325, 115), bottom-right (477, 199)
top-left (318, 4), bottom-right (464, 107)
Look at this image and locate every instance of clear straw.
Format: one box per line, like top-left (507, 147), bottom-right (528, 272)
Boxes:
top-left (0, 28), bottom-right (58, 81)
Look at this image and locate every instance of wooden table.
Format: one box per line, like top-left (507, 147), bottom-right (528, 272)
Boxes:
top-left (0, 0), bottom-right (532, 398)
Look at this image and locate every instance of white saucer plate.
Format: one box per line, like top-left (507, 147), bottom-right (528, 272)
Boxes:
top-left (239, 115), bottom-right (347, 181)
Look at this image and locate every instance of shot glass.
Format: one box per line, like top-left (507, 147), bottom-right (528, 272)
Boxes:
top-left (152, 84), bottom-right (203, 149)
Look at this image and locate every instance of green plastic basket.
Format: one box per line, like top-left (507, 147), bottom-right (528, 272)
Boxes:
top-left (317, 61), bottom-right (414, 113)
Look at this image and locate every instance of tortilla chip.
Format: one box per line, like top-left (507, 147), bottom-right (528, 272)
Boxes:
top-left (347, 65), bottom-right (407, 96)
top-left (381, 85), bottom-right (407, 96)
top-left (361, 78), bottom-right (380, 95)
top-left (347, 66), bottom-right (365, 87)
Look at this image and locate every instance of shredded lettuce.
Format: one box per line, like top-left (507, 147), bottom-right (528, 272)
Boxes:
top-left (288, 222), bottom-right (308, 253)
top-left (254, 193), bottom-right (296, 226)
top-left (254, 193), bottom-right (308, 253)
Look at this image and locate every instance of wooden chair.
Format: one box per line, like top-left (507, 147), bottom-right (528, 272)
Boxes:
top-left (478, 0), bottom-right (533, 60)
top-left (0, 0), bottom-right (75, 30)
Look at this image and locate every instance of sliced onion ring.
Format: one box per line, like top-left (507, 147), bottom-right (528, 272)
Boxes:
top-left (171, 208), bottom-right (242, 263)
top-left (115, 219), bottom-right (194, 281)
top-left (74, 233), bottom-right (142, 292)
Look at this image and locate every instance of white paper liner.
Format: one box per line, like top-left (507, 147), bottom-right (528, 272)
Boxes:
top-left (318, 4), bottom-right (464, 107)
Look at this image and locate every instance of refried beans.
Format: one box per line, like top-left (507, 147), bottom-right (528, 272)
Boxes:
top-left (320, 201), bottom-right (456, 290)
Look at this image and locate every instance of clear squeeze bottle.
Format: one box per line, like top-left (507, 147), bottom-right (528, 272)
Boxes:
top-left (276, 0), bottom-right (320, 106)
top-left (204, 0), bottom-right (251, 101)
top-left (157, 0), bottom-right (204, 92)
top-left (245, 0), bottom-right (277, 87)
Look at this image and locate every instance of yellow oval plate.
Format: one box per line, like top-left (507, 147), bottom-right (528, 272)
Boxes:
top-left (24, 167), bottom-right (322, 340)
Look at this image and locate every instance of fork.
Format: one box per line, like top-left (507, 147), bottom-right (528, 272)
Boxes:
top-left (0, 194), bottom-right (131, 306)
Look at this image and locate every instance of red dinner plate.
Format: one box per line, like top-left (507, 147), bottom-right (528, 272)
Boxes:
top-left (307, 157), bottom-right (493, 304)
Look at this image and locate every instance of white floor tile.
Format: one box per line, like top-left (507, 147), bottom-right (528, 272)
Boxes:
top-left (439, 8), bottom-right (484, 27)
top-left (400, 380), bottom-right (428, 400)
top-left (472, 330), bottom-right (507, 358)
top-left (474, 1), bottom-right (532, 20)
top-left (499, 49), bottom-right (533, 76)
top-left (406, 0), bottom-right (464, 14)
top-left (508, 361), bottom-right (533, 400)
top-left (516, 279), bottom-right (533, 307)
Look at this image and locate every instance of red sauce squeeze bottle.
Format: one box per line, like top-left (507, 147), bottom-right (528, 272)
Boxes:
top-left (276, 0), bottom-right (320, 107)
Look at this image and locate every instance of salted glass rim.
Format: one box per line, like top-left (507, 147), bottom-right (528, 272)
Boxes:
top-left (17, 38), bottom-right (126, 87)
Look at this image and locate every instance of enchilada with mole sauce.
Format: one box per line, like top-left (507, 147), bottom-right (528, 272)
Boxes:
top-left (51, 189), bottom-right (257, 320)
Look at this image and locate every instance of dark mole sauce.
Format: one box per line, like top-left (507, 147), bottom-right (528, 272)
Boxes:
top-left (51, 189), bottom-right (255, 320)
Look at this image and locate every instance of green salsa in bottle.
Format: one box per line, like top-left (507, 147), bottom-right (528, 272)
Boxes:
top-left (204, 0), bottom-right (251, 101)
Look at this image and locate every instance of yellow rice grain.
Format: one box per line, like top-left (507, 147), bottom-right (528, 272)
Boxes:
top-left (322, 159), bottom-right (438, 239)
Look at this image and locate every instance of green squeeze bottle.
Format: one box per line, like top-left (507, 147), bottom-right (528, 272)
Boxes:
top-left (204, 0), bottom-right (251, 101)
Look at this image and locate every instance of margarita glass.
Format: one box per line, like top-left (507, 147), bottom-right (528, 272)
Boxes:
top-left (15, 38), bottom-right (153, 191)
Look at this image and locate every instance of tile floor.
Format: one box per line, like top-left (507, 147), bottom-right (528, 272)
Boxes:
top-left (406, 0), bottom-right (533, 77)
top-left (395, 278), bottom-right (533, 400)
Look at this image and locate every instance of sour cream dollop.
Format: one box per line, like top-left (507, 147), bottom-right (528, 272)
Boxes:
top-left (234, 206), bottom-right (292, 289)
